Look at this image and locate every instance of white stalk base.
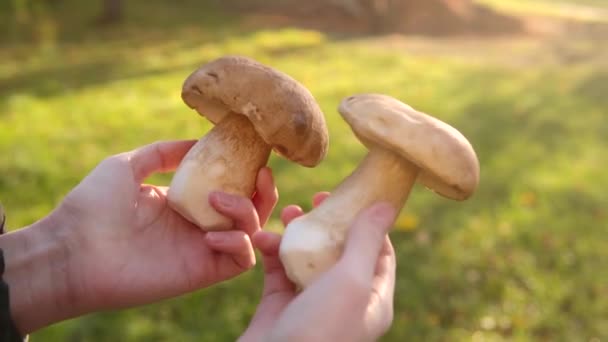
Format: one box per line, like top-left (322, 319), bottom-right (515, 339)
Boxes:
top-left (280, 147), bottom-right (419, 288)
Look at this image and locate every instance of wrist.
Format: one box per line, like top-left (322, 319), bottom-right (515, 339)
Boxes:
top-left (0, 211), bottom-right (81, 334)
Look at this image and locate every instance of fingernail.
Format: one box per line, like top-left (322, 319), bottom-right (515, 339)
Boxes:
top-left (369, 202), bottom-right (397, 223)
top-left (212, 192), bottom-right (235, 208)
top-left (206, 232), bottom-right (224, 243)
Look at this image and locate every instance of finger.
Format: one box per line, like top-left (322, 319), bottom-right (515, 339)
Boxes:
top-left (370, 236), bottom-right (396, 334)
top-left (340, 202), bottom-right (397, 282)
top-left (209, 192), bottom-right (260, 236)
top-left (280, 205), bottom-right (304, 226)
top-left (373, 236), bottom-right (397, 297)
top-left (252, 231), bottom-right (297, 294)
top-left (252, 232), bottom-right (289, 276)
top-left (128, 140), bottom-right (196, 182)
top-left (252, 167), bottom-right (279, 227)
top-left (375, 236), bottom-right (396, 279)
top-left (205, 230), bottom-right (253, 254)
top-left (252, 231), bottom-right (282, 257)
top-left (312, 192), bottom-right (330, 207)
top-left (205, 231), bottom-right (256, 269)
top-left (142, 185), bottom-right (169, 196)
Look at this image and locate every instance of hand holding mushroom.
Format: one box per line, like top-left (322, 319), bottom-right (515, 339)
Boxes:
top-left (240, 197), bottom-right (398, 342)
top-left (279, 94), bottom-right (480, 289)
top-left (168, 56), bottom-right (328, 231)
top-left (0, 141), bottom-right (281, 335)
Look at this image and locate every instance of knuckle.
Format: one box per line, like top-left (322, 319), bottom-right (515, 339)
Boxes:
top-left (100, 154), bottom-right (125, 168)
top-left (240, 253), bottom-right (256, 269)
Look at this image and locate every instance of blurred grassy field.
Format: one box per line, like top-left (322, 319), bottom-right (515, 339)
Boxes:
top-left (1, 0), bottom-right (607, 341)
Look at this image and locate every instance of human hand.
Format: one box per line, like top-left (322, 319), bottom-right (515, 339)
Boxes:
top-left (1, 140), bottom-right (278, 333)
top-left (240, 193), bottom-right (397, 342)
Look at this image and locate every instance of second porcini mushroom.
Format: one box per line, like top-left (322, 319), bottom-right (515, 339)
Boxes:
top-left (168, 56), bottom-right (328, 231)
top-left (279, 93), bottom-right (480, 288)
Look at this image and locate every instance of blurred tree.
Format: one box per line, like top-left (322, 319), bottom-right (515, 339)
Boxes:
top-left (6, 0), bottom-right (59, 45)
top-left (97, 0), bottom-right (123, 25)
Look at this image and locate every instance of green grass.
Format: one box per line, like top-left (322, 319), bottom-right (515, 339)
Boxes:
top-left (1, 0), bottom-right (607, 341)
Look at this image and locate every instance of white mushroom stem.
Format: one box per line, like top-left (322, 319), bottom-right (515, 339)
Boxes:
top-left (280, 146), bottom-right (419, 288)
top-left (168, 114), bottom-right (271, 231)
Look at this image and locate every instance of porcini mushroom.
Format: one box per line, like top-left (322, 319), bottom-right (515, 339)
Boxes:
top-left (279, 94), bottom-right (480, 288)
top-left (168, 56), bottom-right (328, 231)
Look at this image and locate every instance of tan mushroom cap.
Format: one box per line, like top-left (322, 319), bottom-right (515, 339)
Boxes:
top-left (338, 94), bottom-right (480, 200)
top-left (181, 55), bottom-right (329, 167)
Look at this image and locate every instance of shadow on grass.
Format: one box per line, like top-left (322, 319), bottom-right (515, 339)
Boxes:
top-left (2, 60), bottom-right (128, 98)
top-left (0, 59), bottom-right (202, 100)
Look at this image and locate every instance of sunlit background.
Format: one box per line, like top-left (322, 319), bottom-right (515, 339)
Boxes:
top-left (1, 0), bottom-right (607, 340)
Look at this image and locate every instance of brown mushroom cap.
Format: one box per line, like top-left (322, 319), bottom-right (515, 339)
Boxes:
top-left (181, 55), bottom-right (329, 167)
top-left (338, 94), bottom-right (480, 200)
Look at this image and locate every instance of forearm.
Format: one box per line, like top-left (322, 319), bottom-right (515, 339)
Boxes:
top-left (0, 213), bottom-right (79, 334)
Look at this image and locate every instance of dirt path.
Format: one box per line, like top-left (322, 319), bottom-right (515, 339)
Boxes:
top-left (238, 2), bottom-right (608, 68)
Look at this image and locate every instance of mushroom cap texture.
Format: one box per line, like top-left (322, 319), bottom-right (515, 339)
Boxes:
top-left (338, 94), bottom-right (480, 200)
top-left (181, 55), bottom-right (329, 167)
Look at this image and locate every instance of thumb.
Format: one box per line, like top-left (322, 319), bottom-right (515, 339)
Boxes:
top-left (128, 140), bottom-right (196, 183)
top-left (340, 202), bottom-right (397, 281)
